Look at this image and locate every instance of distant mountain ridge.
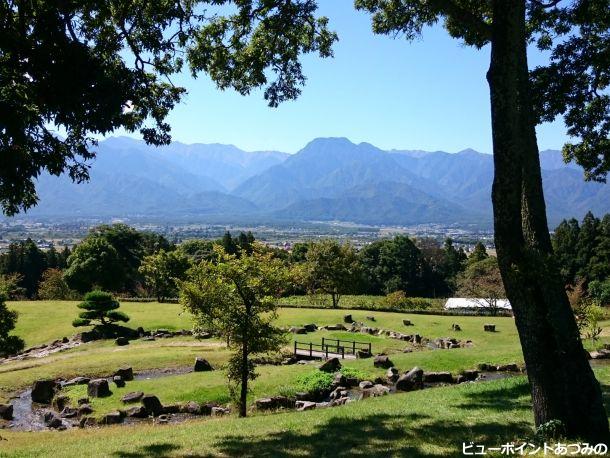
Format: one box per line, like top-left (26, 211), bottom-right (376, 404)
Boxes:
top-left (27, 136), bottom-right (610, 228)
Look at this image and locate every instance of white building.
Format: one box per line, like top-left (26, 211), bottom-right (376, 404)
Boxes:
top-left (444, 297), bottom-right (512, 310)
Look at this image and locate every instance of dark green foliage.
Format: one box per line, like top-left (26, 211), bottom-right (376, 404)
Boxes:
top-left (64, 238), bottom-right (123, 293)
top-left (1, 0), bottom-right (336, 216)
top-left (0, 238), bottom-right (47, 298)
top-left (442, 238), bottom-right (467, 281)
top-left (589, 278), bottom-right (610, 305)
top-left (552, 212), bottom-right (610, 285)
top-left (468, 242), bottom-right (489, 265)
top-left (139, 249), bottom-right (191, 302)
top-left (37, 268), bottom-right (78, 300)
top-left (177, 239), bottom-right (216, 263)
top-left (72, 290), bottom-right (129, 328)
top-left (221, 232), bottom-right (240, 256)
top-left (0, 295), bottom-right (25, 357)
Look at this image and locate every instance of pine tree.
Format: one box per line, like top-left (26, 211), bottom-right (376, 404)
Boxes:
top-left (72, 291), bottom-right (129, 328)
top-left (0, 295), bottom-right (25, 357)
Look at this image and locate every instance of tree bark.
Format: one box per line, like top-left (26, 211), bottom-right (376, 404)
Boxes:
top-left (488, 0), bottom-right (608, 442)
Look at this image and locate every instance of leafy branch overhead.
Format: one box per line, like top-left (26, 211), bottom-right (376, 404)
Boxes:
top-left (355, 0), bottom-right (610, 181)
top-left (0, 0), bottom-right (337, 215)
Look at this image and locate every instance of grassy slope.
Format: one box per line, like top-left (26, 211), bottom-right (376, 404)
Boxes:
top-left (1, 368), bottom-right (609, 458)
top-left (0, 376), bottom-right (538, 458)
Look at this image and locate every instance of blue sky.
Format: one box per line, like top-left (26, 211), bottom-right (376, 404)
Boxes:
top-left (117, 2), bottom-right (568, 154)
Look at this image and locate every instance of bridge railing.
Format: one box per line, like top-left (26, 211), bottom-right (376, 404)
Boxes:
top-left (293, 338), bottom-right (371, 359)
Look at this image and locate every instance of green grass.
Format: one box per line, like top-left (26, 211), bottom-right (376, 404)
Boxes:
top-left (0, 375), bottom-right (538, 457)
top-left (2, 369), bottom-right (610, 458)
top-left (1, 301), bottom-right (609, 457)
top-left (280, 294), bottom-right (445, 310)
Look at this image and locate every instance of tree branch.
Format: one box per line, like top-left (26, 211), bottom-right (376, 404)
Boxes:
top-left (428, 0), bottom-right (492, 40)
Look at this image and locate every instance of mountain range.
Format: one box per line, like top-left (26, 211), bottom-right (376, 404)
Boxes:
top-left (26, 136), bottom-right (610, 228)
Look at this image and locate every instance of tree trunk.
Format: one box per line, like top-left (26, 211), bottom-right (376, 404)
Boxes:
top-left (239, 302), bottom-right (250, 418)
top-left (488, 0), bottom-right (608, 442)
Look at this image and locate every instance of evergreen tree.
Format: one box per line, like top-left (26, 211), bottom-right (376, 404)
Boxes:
top-left (468, 242), bottom-right (489, 265)
top-left (72, 291), bottom-right (129, 328)
top-left (575, 212), bottom-right (600, 282)
top-left (552, 218), bottom-right (581, 285)
top-left (221, 232), bottom-right (239, 256)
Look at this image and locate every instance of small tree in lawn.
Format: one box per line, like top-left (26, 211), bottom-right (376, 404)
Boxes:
top-left (180, 245), bottom-right (288, 417)
top-left (456, 257), bottom-right (506, 316)
top-left (72, 291), bottom-right (130, 328)
top-left (0, 294), bottom-right (25, 357)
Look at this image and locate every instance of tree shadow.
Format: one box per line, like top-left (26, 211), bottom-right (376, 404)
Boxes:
top-left (601, 383), bottom-right (610, 416)
top-left (456, 380), bottom-right (532, 412)
top-left (112, 442), bottom-right (181, 458)
top-left (212, 412), bottom-right (532, 457)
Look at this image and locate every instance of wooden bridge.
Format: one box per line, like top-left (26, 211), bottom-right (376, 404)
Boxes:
top-left (293, 338), bottom-right (372, 360)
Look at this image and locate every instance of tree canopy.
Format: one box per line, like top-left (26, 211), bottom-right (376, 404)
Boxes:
top-left (0, 0), bottom-right (336, 215)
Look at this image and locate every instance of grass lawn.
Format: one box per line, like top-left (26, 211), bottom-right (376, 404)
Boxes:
top-left (1, 368), bottom-right (609, 458)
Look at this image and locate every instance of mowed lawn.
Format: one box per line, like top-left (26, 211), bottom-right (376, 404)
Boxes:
top-left (1, 369), bottom-right (609, 458)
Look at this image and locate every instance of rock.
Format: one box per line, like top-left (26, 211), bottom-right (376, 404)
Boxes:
top-left (461, 370), bottom-right (479, 381)
top-left (403, 347), bottom-right (413, 353)
top-left (65, 376), bottom-right (90, 386)
top-left (79, 416), bottom-right (97, 428)
top-left (344, 377), bottom-right (359, 388)
top-left (78, 404), bottom-right (94, 416)
top-left (303, 324), bottom-right (318, 332)
top-left (386, 367), bottom-right (399, 382)
top-left (288, 326), bottom-right (307, 334)
top-left (113, 375), bottom-right (125, 388)
top-left (366, 316), bottom-right (376, 321)
top-left (162, 404), bottom-right (181, 414)
top-left (423, 372), bottom-right (454, 384)
top-left (157, 414), bottom-right (170, 423)
top-left (62, 336), bottom-right (69, 343)
top-left (343, 314), bottom-right (353, 324)
top-left (78, 329), bottom-right (101, 343)
top-left (356, 350), bottom-right (372, 359)
top-left (43, 411), bottom-right (63, 428)
top-left (121, 391), bottom-right (144, 404)
top-left (125, 406), bottom-right (148, 418)
top-left (329, 387), bottom-right (348, 401)
top-left (255, 396), bottom-right (294, 411)
top-left (141, 394), bottom-right (164, 416)
top-left (395, 367), bottom-right (424, 392)
top-left (181, 401), bottom-right (201, 415)
top-left (115, 337), bottom-right (129, 346)
top-left (455, 375), bottom-right (467, 384)
top-left (102, 411), bottom-right (123, 425)
top-left (60, 407), bottom-right (78, 418)
top-left (282, 356), bottom-right (298, 365)
top-left (200, 402), bottom-right (218, 416)
top-left (483, 324), bottom-right (496, 332)
top-left (359, 380), bottom-right (374, 389)
top-left (325, 324), bottom-right (347, 331)
top-left (330, 397), bottom-right (350, 407)
top-left (319, 357), bottom-right (341, 372)
top-left (114, 367), bottom-right (134, 381)
top-left (373, 355), bottom-right (393, 369)
top-left (477, 363), bottom-right (497, 372)
top-left (403, 319), bottom-right (413, 326)
top-left (88, 379), bottom-right (111, 398)
top-left (194, 357), bottom-right (214, 372)
top-left (451, 323), bottom-right (461, 331)
top-left (296, 401), bottom-right (316, 411)
top-left (211, 406), bottom-right (230, 416)
top-left (0, 404), bottom-right (13, 420)
top-left (497, 363), bottom-right (520, 372)
top-left (31, 379), bottom-right (58, 404)
top-left (363, 384), bottom-right (391, 398)
top-left (52, 395), bottom-right (71, 411)
top-left (332, 373), bottom-right (346, 388)
top-left (77, 397), bottom-right (90, 405)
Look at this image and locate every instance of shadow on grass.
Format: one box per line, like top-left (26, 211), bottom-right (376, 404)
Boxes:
top-left (211, 413), bottom-right (531, 457)
top-left (456, 380), bottom-right (532, 412)
top-left (112, 442), bottom-right (181, 458)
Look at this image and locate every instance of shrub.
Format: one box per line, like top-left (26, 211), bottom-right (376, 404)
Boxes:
top-left (38, 268), bottom-right (79, 300)
top-left (381, 291), bottom-right (432, 311)
top-left (72, 290), bottom-right (130, 328)
top-left (0, 295), bottom-right (25, 357)
top-left (295, 371), bottom-right (335, 393)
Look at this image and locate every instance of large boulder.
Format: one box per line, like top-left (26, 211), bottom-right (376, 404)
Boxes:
top-left (115, 337), bottom-right (129, 346)
top-left (194, 357), bottom-right (214, 372)
top-left (121, 391), bottom-right (144, 403)
top-left (125, 406), bottom-right (148, 418)
top-left (288, 326), bottom-right (307, 334)
top-left (77, 329), bottom-right (101, 343)
top-left (181, 401), bottom-right (202, 415)
top-left (63, 376), bottom-right (90, 387)
top-left (0, 404), bottom-right (13, 420)
top-left (303, 324), bottom-right (318, 333)
top-left (113, 375), bottom-right (125, 388)
top-left (87, 379), bottom-right (111, 398)
top-left (319, 357), bottom-right (341, 372)
top-left (483, 324), bottom-right (496, 332)
top-left (79, 416), bottom-right (97, 428)
top-left (496, 363), bottom-right (520, 372)
top-left (386, 367), bottom-right (399, 383)
top-left (373, 355), bottom-right (393, 369)
top-left (141, 394), bottom-right (164, 416)
top-left (395, 367), bottom-right (424, 392)
top-left (78, 404), bottom-right (94, 416)
top-left (403, 319), bottom-right (413, 326)
top-left (356, 349), bottom-right (372, 359)
top-left (31, 380), bottom-right (58, 404)
top-left (423, 372), bottom-right (454, 384)
top-left (461, 370), bottom-right (479, 381)
top-left (343, 314), bottom-right (354, 324)
top-left (296, 401), bottom-right (316, 411)
top-left (114, 367), bottom-right (134, 381)
top-left (255, 396), bottom-right (294, 411)
top-left (359, 380), bottom-right (374, 389)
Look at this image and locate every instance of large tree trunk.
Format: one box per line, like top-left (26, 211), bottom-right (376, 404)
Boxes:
top-left (488, 0), bottom-right (608, 442)
top-left (239, 337), bottom-right (248, 417)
